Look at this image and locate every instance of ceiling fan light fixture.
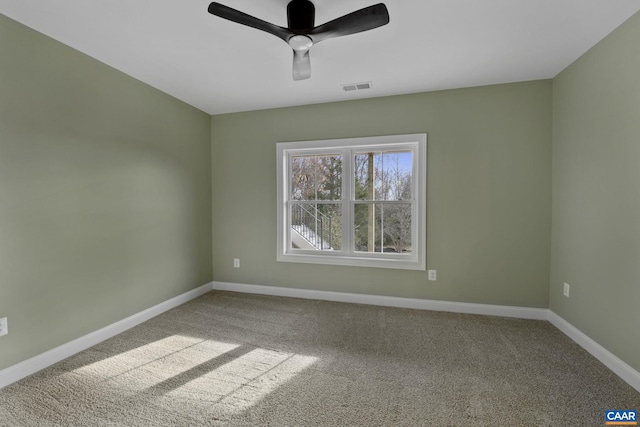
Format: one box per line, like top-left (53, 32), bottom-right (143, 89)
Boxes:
top-left (288, 35), bottom-right (313, 51)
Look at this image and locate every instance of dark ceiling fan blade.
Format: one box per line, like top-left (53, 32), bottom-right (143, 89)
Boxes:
top-left (308, 3), bottom-right (389, 44)
top-left (208, 2), bottom-right (293, 43)
top-left (292, 50), bottom-right (311, 81)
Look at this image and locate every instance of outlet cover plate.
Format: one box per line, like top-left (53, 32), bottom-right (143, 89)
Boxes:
top-left (0, 317), bottom-right (7, 336)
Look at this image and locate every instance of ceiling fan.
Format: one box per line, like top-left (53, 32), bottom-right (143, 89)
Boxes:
top-left (208, 1), bottom-right (390, 81)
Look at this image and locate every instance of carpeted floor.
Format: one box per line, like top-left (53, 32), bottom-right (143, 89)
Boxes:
top-left (0, 291), bottom-right (638, 426)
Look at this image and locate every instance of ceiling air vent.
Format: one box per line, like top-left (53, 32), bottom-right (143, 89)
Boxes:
top-left (342, 81), bottom-right (372, 92)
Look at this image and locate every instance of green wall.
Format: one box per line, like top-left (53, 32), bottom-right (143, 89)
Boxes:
top-left (551, 12), bottom-right (640, 372)
top-left (211, 81), bottom-right (552, 307)
top-left (0, 15), bottom-right (212, 371)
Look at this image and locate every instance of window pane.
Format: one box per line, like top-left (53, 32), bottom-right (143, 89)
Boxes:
top-left (290, 203), bottom-right (342, 251)
top-left (353, 203), bottom-right (412, 253)
top-left (291, 154), bottom-right (342, 201)
top-left (354, 151), bottom-right (412, 201)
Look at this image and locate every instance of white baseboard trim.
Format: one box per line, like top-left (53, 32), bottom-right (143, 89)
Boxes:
top-left (211, 281), bottom-right (549, 320)
top-left (0, 282), bottom-right (214, 390)
top-left (548, 311), bottom-right (640, 393)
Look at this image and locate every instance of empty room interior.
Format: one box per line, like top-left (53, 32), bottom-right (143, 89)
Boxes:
top-left (1, 1), bottom-right (639, 425)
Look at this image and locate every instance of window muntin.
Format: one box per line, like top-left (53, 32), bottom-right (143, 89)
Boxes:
top-left (277, 134), bottom-right (426, 270)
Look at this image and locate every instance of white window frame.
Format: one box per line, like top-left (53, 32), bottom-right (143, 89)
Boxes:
top-left (277, 133), bottom-right (426, 270)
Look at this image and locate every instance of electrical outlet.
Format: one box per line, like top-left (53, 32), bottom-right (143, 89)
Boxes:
top-left (0, 317), bottom-right (7, 337)
top-left (233, 258), bottom-right (240, 268)
top-left (428, 270), bottom-right (437, 281)
top-left (563, 282), bottom-right (570, 298)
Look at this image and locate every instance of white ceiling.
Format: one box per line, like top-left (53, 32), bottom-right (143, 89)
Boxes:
top-left (1, 1), bottom-right (639, 115)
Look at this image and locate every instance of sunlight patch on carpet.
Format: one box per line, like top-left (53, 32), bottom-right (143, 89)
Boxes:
top-left (67, 334), bottom-right (318, 414)
top-left (72, 336), bottom-right (240, 385)
top-left (163, 348), bottom-right (318, 413)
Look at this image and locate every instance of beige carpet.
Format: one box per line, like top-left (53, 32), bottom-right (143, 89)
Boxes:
top-left (0, 291), bottom-right (638, 426)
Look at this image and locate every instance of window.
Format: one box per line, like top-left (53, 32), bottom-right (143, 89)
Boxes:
top-left (277, 134), bottom-right (426, 270)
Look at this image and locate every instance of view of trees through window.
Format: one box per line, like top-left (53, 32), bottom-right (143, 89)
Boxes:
top-left (290, 154), bottom-right (343, 251)
top-left (290, 150), bottom-right (412, 254)
top-left (354, 150), bottom-right (413, 253)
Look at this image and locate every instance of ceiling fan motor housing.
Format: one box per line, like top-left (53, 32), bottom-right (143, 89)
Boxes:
top-left (287, 0), bottom-right (315, 31)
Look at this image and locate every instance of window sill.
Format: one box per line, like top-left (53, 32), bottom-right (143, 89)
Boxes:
top-left (277, 252), bottom-right (425, 271)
